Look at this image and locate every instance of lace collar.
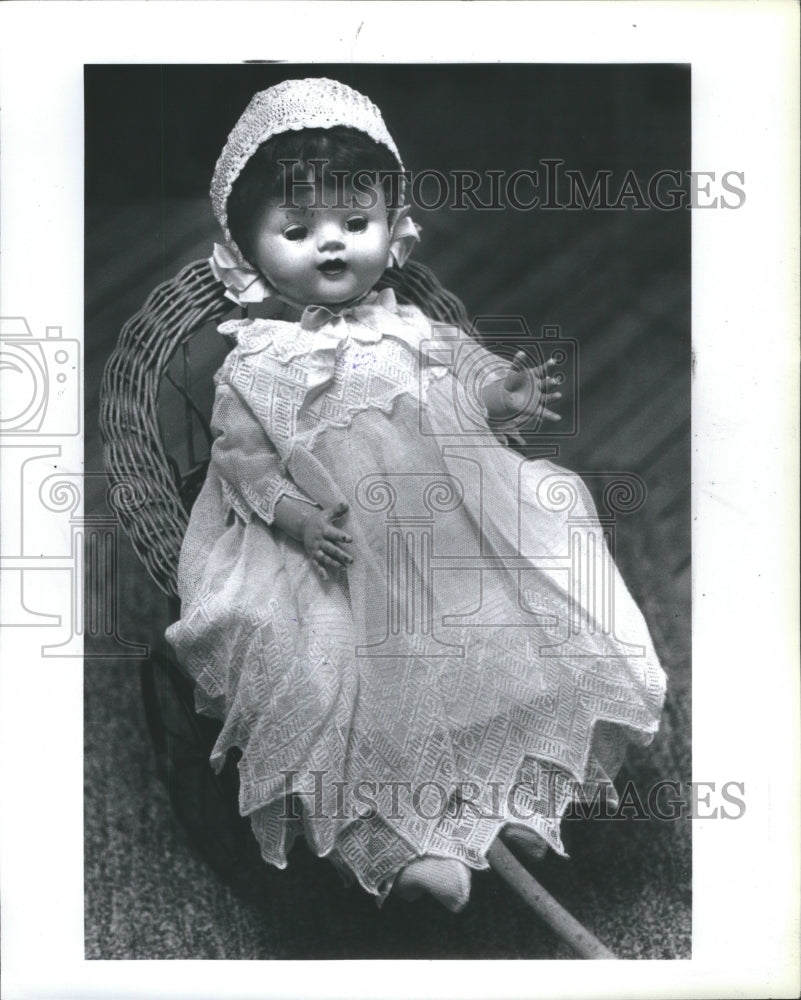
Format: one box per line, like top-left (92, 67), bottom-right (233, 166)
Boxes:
top-left (219, 283), bottom-right (433, 354)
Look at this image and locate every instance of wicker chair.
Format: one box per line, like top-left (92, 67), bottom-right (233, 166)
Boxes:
top-left (100, 258), bottom-right (612, 958)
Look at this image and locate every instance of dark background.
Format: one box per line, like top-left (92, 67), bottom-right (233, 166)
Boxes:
top-left (85, 64), bottom-right (691, 959)
top-left (86, 64), bottom-right (688, 201)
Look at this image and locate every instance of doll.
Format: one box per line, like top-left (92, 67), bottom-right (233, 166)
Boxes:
top-left (166, 77), bottom-right (666, 913)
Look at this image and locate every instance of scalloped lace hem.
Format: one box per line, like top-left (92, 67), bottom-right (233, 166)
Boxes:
top-left (204, 718), bottom-right (652, 901)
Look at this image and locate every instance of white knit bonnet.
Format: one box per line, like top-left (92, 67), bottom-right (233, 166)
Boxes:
top-left (210, 78), bottom-right (415, 294)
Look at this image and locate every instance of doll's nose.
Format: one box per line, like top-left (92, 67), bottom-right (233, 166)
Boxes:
top-left (317, 223), bottom-right (346, 252)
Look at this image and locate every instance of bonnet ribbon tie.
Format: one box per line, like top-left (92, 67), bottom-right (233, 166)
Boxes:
top-left (210, 243), bottom-right (272, 305)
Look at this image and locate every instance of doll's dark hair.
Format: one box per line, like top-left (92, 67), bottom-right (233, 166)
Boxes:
top-left (227, 126), bottom-right (402, 265)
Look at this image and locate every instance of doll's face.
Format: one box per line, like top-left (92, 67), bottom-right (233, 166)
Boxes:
top-left (249, 182), bottom-right (392, 307)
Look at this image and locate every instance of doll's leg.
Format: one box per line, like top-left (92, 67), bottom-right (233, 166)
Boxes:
top-left (394, 856), bottom-right (472, 913)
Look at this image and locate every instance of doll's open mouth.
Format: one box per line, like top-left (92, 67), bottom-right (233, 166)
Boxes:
top-left (318, 259), bottom-right (347, 276)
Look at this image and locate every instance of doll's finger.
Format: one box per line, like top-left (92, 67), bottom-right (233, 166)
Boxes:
top-left (315, 563), bottom-right (329, 581)
top-left (509, 350), bottom-right (527, 372)
top-left (322, 538), bottom-right (350, 557)
top-left (532, 357), bottom-right (558, 377)
top-left (508, 431), bottom-right (527, 447)
top-left (324, 526), bottom-right (353, 544)
top-left (322, 540), bottom-right (353, 564)
top-left (322, 521), bottom-right (351, 538)
top-left (330, 502), bottom-right (350, 520)
top-left (316, 550), bottom-right (344, 570)
top-left (540, 409), bottom-right (562, 422)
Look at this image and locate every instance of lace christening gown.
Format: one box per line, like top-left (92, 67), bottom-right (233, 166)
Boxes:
top-left (166, 287), bottom-right (666, 900)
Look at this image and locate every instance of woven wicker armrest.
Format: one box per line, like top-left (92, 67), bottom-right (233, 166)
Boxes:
top-left (100, 259), bottom-right (234, 598)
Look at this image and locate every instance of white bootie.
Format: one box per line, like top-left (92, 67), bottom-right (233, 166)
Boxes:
top-left (394, 856), bottom-right (472, 913)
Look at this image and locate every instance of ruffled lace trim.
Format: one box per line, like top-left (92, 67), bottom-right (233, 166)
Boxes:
top-left (216, 308), bottom-right (451, 460)
top-left (220, 474), bottom-right (312, 527)
top-left (216, 294), bottom-right (432, 365)
top-left (291, 364), bottom-right (450, 459)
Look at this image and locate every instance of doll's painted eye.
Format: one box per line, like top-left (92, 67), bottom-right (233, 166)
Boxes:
top-left (346, 216), bottom-right (368, 233)
top-left (283, 225), bottom-right (308, 242)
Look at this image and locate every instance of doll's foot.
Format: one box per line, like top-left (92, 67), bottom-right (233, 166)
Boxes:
top-left (394, 857), bottom-right (472, 913)
top-left (500, 824), bottom-right (548, 862)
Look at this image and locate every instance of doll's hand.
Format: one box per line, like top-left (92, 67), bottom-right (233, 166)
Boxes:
top-left (502, 353), bottom-right (562, 422)
top-left (303, 502), bottom-right (353, 581)
top-left (484, 354), bottom-right (562, 445)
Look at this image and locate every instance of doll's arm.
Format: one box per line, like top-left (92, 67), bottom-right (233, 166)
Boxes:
top-left (210, 383), bottom-right (352, 579)
top-left (210, 382), bottom-right (315, 526)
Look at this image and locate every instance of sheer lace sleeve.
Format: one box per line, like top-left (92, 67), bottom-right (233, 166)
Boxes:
top-left (422, 323), bottom-right (519, 443)
top-left (210, 381), bottom-right (317, 526)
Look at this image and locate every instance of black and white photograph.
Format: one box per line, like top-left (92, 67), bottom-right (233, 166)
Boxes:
top-left (84, 61), bottom-right (690, 960)
top-left (1, 2), bottom-right (799, 998)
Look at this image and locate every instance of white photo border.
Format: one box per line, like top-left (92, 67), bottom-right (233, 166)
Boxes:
top-left (0, 1), bottom-right (798, 998)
